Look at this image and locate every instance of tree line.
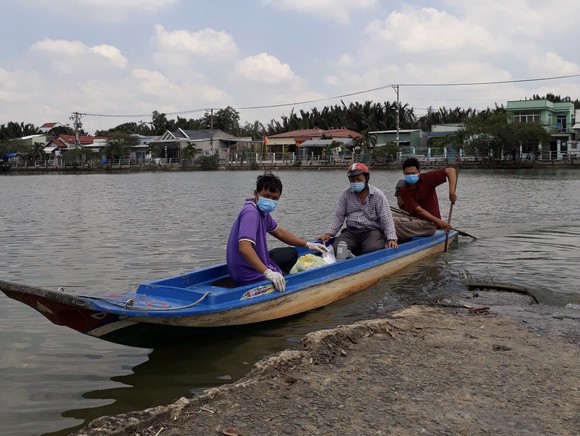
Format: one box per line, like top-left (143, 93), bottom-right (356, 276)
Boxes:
top-left (1, 93), bottom-right (577, 160)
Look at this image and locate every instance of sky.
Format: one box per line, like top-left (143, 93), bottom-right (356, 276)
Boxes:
top-left (1, 0), bottom-right (579, 135)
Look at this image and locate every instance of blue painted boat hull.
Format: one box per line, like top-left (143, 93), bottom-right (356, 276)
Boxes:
top-left (0, 230), bottom-right (457, 347)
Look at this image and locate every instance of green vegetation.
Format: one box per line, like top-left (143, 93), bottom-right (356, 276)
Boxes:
top-left (372, 141), bottom-right (398, 163)
top-left (197, 155), bottom-right (220, 170)
top-left (0, 93), bottom-right (577, 165)
top-left (457, 109), bottom-right (551, 160)
top-left (102, 132), bottom-right (139, 160)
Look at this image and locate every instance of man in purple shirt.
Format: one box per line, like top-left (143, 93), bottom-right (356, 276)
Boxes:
top-left (227, 171), bottom-right (327, 292)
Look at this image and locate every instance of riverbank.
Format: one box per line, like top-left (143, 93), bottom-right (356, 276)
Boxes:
top-left (2, 158), bottom-right (579, 174)
top-left (74, 292), bottom-right (579, 436)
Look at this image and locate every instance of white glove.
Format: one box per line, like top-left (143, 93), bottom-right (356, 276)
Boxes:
top-left (263, 269), bottom-right (286, 292)
top-left (305, 242), bottom-right (330, 253)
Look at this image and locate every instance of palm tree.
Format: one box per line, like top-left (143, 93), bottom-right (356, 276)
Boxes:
top-left (147, 143), bottom-right (160, 159)
top-left (103, 141), bottom-right (125, 162)
top-left (31, 142), bottom-right (47, 162)
top-left (182, 142), bottom-right (198, 165)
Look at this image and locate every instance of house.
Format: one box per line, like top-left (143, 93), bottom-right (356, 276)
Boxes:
top-left (266, 128), bottom-right (362, 154)
top-left (368, 129), bottom-right (422, 148)
top-left (425, 124), bottom-right (463, 146)
top-left (149, 129), bottom-right (253, 160)
top-left (43, 134), bottom-right (107, 157)
top-left (128, 134), bottom-right (157, 162)
top-left (19, 134), bottom-right (50, 146)
top-left (39, 122), bottom-right (64, 133)
top-left (297, 138), bottom-right (355, 161)
top-left (506, 99), bottom-right (575, 159)
top-left (570, 109), bottom-right (580, 159)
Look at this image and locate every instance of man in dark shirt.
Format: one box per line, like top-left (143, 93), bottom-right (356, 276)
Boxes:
top-left (393, 158), bottom-right (457, 243)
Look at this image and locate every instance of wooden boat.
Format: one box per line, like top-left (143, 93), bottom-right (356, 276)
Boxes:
top-left (0, 230), bottom-right (457, 347)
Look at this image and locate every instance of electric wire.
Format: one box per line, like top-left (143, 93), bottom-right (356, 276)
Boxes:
top-left (79, 74), bottom-right (580, 119)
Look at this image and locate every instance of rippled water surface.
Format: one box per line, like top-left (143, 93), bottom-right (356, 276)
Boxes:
top-left (1, 169), bottom-right (579, 435)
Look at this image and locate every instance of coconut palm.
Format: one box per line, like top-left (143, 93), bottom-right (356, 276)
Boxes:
top-left (182, 142), bottom-right (198, 165)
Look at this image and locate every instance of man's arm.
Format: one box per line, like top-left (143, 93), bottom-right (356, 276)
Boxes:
top-left (270, 226), bottom-right (308, 247)
top-left (320, 191), bottom-right (347, 242)
top-left (445, 167), bottom-right (458, 203)
top-left (238, 240), bottom-right (269, 274)
top-left (377, 194), bottom-right (398, 248)
top-left (412, 205), bottom-right (452, 232)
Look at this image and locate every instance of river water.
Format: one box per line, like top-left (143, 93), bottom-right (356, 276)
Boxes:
top-left (1, 169), bottom-right (579, 435)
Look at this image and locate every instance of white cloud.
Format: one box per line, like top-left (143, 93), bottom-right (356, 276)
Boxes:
top-left (31, 38), bottom-right (127, 70)
top-left (366, 7), bottom-right (497, 55)
top-left (235, 53), bottom-right (296, 84)
top-left (90, 45), bottom-right (128, 69)
top-left (30, 38), bottom-right (87, 56)
top-left (263, 0), bottom-right (376, 24)
top-left (154, 25), bottom-right (238, 59)
top-left (527, 52), bottom-right (580, 76)
top-left (0, 68), bottom-right (43, 103)
top-left (131, 69), bottom-right (228, 108)
top-left (132, 69), bottom-right (179, 97)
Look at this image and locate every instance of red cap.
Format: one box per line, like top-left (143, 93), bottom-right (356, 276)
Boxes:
top-left (347, 162), bottom-right (369, 177)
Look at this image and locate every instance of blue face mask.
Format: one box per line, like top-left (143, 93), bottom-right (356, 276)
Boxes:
top-left (404, 174), bottom-right (420, 184)
top-left (256, 196), bottom-right (278, 213)
top-left (350, 182), bottom-right (366, 193)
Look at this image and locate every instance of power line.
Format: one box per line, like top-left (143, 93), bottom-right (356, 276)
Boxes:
top-left (80, 74), bottom-right (580, 119)
top-left (398, 74), bottom-right (580, 87)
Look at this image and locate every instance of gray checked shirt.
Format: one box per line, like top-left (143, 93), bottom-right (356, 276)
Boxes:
top-left (325, 184), bottom-right (397, 241)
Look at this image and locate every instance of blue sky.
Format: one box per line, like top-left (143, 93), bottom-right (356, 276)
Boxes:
top-left (1, 0), bottom-right (579, 134)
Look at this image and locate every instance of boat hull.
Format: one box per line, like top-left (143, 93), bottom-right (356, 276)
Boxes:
top-left (141, 238), bottom-right (447, 328)
top-left (0, 231), bottom-right (457, 347)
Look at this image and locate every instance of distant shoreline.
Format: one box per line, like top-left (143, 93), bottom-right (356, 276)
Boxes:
top-left (1, 158), bottom-right (578, 175)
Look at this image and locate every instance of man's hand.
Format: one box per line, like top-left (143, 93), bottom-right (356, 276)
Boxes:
top-left (437, 218), bottom-right (452, 232)
top-left (318, 233), bottom-right (332, 243)
top-left (386, 239), bottom-right (398, 249)
top-left (449, 192), bottom-right (457, 204)
top-left (263, 269), bottom-right (286, 292)
top-left (306, 241), bottom-right (330, 253)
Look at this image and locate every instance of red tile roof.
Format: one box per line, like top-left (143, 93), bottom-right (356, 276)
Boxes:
top-left (40, 122), bottom-right (59, 128)
top-left (269, 128), bottom-right (361, 139)
top-left (324, 128), bottom-right (362, 138)
top-left (58, 134), bottom-right (107, 145)
top-left (51, 138), bottom-right (68, 149)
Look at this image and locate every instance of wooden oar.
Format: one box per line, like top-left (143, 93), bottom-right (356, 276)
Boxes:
top-left (389, 206), bottom-right (478, 240)
top-left (443, 202), bottom-right (454, 252)
top-left (443, 170), bottom-right (459, 253)
top-left (444, 170), bottom-right (459, 252)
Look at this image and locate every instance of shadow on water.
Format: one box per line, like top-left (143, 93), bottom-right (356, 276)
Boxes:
top-left (43, 314), bottom-right (315, 436)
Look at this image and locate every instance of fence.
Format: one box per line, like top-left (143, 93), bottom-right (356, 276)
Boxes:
top-left (4, 146), bottom-right (579, 170)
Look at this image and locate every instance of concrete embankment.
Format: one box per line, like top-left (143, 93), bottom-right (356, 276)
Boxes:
top-left (74, 291), bottom-right (579, 436)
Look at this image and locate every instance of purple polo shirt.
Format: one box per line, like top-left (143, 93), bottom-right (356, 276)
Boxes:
top-left (226, 199), bottom-right (282, 285)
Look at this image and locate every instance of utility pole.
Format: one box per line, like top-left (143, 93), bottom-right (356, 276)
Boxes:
top-left (209, 108), bottom-right (214, 153)
top-left (69, 112), bottom-right (84, 148)
top-left (392, 85), bottom-right (400, 147)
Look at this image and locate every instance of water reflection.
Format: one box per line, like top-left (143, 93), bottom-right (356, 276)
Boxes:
top-left (46, 316), bottom-right (323, 435)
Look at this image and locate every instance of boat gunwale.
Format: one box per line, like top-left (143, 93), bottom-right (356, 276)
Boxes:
top-left (0, 230), bottom-right (457, 320)
top-left (87, 230), bottom-right (457, 317)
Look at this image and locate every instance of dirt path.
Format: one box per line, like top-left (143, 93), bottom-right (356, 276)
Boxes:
top-left (75, 294), bottom-right (579, 436)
